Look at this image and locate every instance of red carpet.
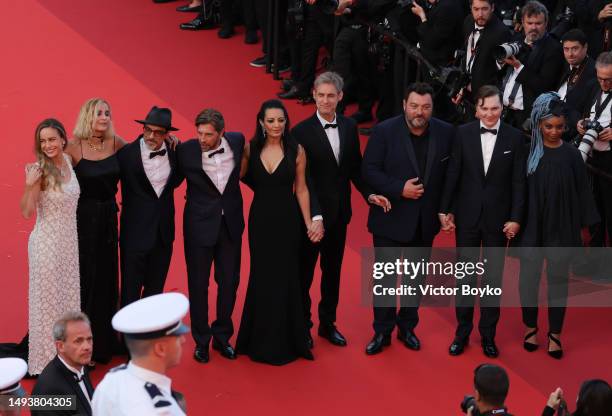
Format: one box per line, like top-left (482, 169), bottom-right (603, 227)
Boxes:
top-left (1, 1), bottom-right (611, 414)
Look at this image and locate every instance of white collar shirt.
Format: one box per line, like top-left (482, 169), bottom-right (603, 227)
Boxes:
top-left (140, 139), bottom-right (171, 197)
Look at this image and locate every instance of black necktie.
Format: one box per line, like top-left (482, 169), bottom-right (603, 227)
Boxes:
top-left (324, 123), bottom-right (338, 129)
top-left (73, 373), bottom-right (83, 383)
top-left (208, 147), bottom-right (225, 158)
top-left (480, 127), bottom-right (498, 135)
top-left (149, 149), bottom-right (167, 159)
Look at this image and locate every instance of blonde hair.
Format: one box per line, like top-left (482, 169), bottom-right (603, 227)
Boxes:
top-left (34, 118), bottom-right (68, 191)
top-left (73, 98), bottom-right (115, 142)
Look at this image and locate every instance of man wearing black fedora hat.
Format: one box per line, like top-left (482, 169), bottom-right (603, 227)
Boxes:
top-left (116, 106), bottom-right (183, 308)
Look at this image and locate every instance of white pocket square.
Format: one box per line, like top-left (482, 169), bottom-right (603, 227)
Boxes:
top-left (503, 150), bottom-right (512, 154)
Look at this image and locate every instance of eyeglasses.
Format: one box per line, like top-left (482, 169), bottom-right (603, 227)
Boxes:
top-left (597, 77), bottom-right (612, 84)
top-left (143, 126), bottom-right (167, 138)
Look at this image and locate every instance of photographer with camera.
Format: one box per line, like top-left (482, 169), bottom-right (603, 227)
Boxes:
top-left (542, 379), bottom-right (612, 416)
top-left (573, 1), bottom-right (612, 59)
top-left (499, 1), bottom-right (564, 131)
top-left (462, 364), bottom-right (512, 416)
top-left (454, 0), bottom-right (512, 105)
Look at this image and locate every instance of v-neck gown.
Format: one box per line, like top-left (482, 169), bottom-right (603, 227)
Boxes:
top-left (236, 143), bottom-right (312, 365)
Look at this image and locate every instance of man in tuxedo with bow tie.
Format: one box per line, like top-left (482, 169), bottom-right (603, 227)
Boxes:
top-left (291, 71), bottom-right (389, 349)
top-left (440, 85), bottom-right (526, 358)
top-left (455, 0), bottom-right (511, 104)
top-left (557, 29), bottom-right (597, 141)
top-left (176, 109), bottom-right (245, 363)
top-left (32, 312), bottom-right (94, 416)
top-left (117, 107), bottom-right (183, 308)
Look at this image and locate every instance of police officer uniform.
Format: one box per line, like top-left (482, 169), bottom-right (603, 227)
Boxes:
top-left (0, 358), bottom-right (27, 416)
top-left (91, 293), bottom-right (190, 416)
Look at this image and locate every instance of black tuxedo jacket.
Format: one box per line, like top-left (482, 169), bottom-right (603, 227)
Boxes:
top-left (557, 56), bottom-right (597, 139)
top-left (177, 133), bottom-right (245, 247)
top-left (514, 33), bottom-right (565, 111)
top-left (117, 136), bottom-right (182, 252)
top-left (462, 14), bottom-right (511, 95)
top-left (440, 121), bottom-right (526, 232)
top-left (417, 0), bottom-right (465, 66)
top-left (292, 113), bottom-right (372, 227)
top-left (31, 356), bottom-right (93, 416)
top-left (362, 116), bottom-right (454, 243)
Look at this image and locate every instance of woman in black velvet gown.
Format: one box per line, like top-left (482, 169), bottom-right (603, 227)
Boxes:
top-left (519, 93), bottom-right (600, 359)
top-left (236, 100), bottom-right (319, 365)
top-left (66, 98), bottom-right (126, 364)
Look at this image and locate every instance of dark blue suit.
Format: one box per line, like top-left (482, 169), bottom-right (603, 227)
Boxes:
top-left (177, 133), bottom-right (245, 347)
top-left (362, 115), bottom-right (453, 334)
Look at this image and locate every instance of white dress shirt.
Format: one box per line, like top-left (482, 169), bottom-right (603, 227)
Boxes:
top-left (92, 362), bottom-right (185, 416)
top-left (480, 120), bottom-right (501, 175)
top-left (317, 111), bottom-right (340, 164)
top-left (466, 25), bottom-right (484, 74)
top-left (502, 64), bottom-right (525, 110)
top-left (140, 139), bottom-right (171, 197)
top-left (589, 91), bottom-right (612, 151)
top-left (201, 136), bottom-right (235, 194)
top-left (57, 355), bottom-right (91, 405)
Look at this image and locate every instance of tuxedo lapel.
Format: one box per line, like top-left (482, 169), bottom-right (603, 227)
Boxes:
top-left (399, 118), bottom-right (420, 178)
top-left (134, 138), bottom-right (160, 199)
top-left (225, 133), bottom-right (242, 185)
top-left (54, 357), bottom-right (91, 413)
top-left (194, 140), bottom-right (221, 195)
top-left (337, 116), bottom-right (348, 165)
top-left (423, 122), bottom-right (437, 187)
top-left (471, 123), bottom-right (486, 181)
top-left (160, 146), bottom-right (177, 197)
top-left (485, 125), bottom-right (508, 180)
top-left (311, 116), bottom-right (339, 167)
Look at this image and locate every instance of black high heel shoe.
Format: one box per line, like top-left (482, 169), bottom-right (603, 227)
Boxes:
top-left (547, 332), bottom-right (563, 359)
top-left (523, 327), bottom-right (538, 352)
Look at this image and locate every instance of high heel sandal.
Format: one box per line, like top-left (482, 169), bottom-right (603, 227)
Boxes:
top-left (547, 332), bottom-right (563, 359)
top-left (523, 327), bottom-right (538, 352)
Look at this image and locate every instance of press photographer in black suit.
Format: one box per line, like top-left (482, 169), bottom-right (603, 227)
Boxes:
top-left (557, 29), bottom-right (597, 141)
top-left (117, 107), bottom-right (182, 307)
top-left (454, 0), bottom-right (512, 104)
top-left (462, 364), bottom-right (513, 416)
top-left (440, 85), bottom-right (526, 358)
top-left (500, 1), bottom-right (564, 130)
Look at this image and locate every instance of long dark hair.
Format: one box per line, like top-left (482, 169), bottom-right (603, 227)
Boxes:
top-left (251, 99), bottom-right (295, 155)
top-left (574, 379), bottom-right (612, 416)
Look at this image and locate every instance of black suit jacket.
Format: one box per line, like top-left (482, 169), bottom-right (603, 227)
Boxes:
top-left (557, 56), bottom-right (597, 139)
top-left (513, 33), bottom-right (565, 111)
top-left (417, 0), bottom-right (465, 66)
top-left (440, 121), bottom-right (526, 232)
top-left (31, 356), bottom-right (93, 416)
top-left (177, 133), bottom-right (245, 247)
top-left (362, 116), bottom-right (454, 243)
top-left (292, 113), bottom-right (372, 227)
top-left (462, 14), bottom-right (511, 95)
top-left (117, 137), bottom-right (182, 251)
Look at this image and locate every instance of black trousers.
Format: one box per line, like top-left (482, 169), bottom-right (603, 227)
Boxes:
top-left (255, 0), bottom-right (288, 57)
top-left (120, 238), bottom-right (173, 308)
top-left (300, 221), bottom-right (347, 329)
top-left (294, 10), bottom-right (334, 93)
top-left (332, 25), bottom-right (375, 114)
top-left (519, 254), bottom-right (570, 334)
top-left (454, 227), bottom-right (507, 341)
top-left (372, 226), bottom-right (433, 335)
top-left (185, 217), bottom-right (241, 347)
top-left (590, 150), bottom-right (612, 245)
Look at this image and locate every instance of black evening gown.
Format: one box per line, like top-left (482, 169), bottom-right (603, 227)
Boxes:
top-left (74, 147), bottom-right (120, 364)
top-left (236, 142), bottom-right (313, 365)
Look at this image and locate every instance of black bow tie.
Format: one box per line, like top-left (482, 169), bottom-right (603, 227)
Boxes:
top-left (208, 147), bottom-right (225, 158)
top-left (473, 27), bottom-right (484, 33)
top-left (72, 373), bottom-right (84, 383)
top-left (324, 123), bottom-right (338, 129)
top-left (480, 127), bottom-right (498, 135)
top-left (149, 149), bottom-right (167, 159)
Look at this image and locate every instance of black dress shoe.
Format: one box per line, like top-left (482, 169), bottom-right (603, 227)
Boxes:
top-left (318, 324), bottom-right (347, 347)
top-left (176, 3), bottom-right (201, 12)
top-left (217, 25), bottom-right (235, 39)
top-left (193, 346), bottom-right (209, 363)
top-left (349, 111), bottom-right (373, 124)
top-left (397, 330), bottom-right (420, 351)
top-left (212, 340), bottom-right (237, 359)
top-left (365, 333), bottom-right (391, 355)
top-left (547, 332), bottom-right (563, 360)
top-left (306, 332), bottom-right (314, 349)
top-left (449, 338), bottom-right (468, 356)
top-left (249, 56), bottom-right (267, 68)
top-left (180, 16), bottom-right (215, 31)
top-left (281, 79), bottom-right (295, 92)
top-left (244, 30), bottom-right (258, 44)
top-left (482, 339), bottom-right (499, 358)
top-left (278, 85), bottom-right (306, 100)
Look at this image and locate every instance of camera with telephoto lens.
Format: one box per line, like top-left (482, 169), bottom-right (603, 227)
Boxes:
top-left (461, 396), bottom-right (480, 415)
top-left (578, 119), bottom-right (604, 162)
top-left (494, 41), bottom-right (524, 62)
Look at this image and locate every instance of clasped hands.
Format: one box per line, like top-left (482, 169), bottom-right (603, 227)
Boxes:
top-left (438, 213), bottom-right (520, 240)
top-left (307, 219), bottom-right (325, 244)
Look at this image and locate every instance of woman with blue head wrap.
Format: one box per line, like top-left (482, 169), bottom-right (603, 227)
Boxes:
top-left (519, 92), bottom-right (600, 360)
